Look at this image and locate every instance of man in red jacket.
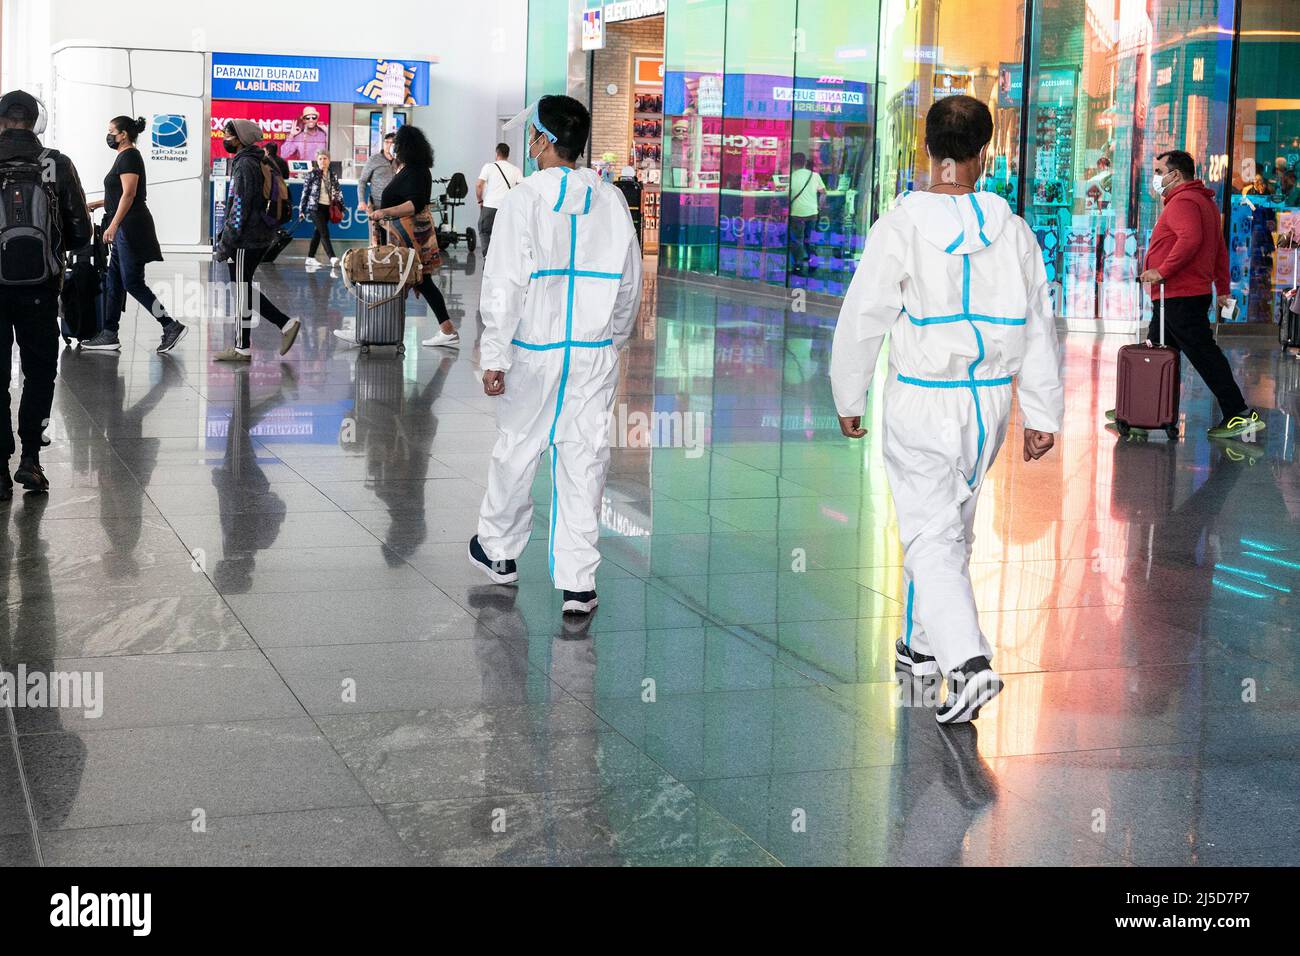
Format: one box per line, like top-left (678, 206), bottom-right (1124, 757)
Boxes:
top-left (1127, 150), bottom-right (1264, 440)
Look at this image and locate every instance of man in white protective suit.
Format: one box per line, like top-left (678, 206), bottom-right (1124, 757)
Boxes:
top-left (830, 95), bottom-right (1064, 724)
top-left (468, 95), bottom-right (642, 617)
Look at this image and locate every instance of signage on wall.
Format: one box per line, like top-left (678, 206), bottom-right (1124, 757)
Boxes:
top-left (211, 53), bottom-right (429, 105)
top-left (210, 100), bottom-right (331, 167)
top-left (582, 7), bottom-right (605, 51)
top-left (997, 63), bottom-right (1023, 107)
top-left (604, 0), bottom-right (666, 23)
top-left (635, 57), bottom-right (664, 86)
top-left (149, 114), bottom-right (190, 163)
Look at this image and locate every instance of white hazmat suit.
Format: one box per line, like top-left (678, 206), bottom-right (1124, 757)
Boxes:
top-left (830, 190), bottom-right (1064, 676)
top-left (477, 165), bottom-right (642, 591)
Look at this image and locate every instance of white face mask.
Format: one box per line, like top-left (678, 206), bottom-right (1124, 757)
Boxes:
top-left (1152, 171), bottom-right (1165, 195)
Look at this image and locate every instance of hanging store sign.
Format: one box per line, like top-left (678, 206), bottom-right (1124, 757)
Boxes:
top-left (582, 7), bottom-right (605, 51)
top-left (604, 0), bottom-right (666, 23)
top-left (211, 52), bottom-right (430, 105)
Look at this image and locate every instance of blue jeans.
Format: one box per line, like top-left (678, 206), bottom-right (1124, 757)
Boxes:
top-left (103, 232), bottom-right (172, 332)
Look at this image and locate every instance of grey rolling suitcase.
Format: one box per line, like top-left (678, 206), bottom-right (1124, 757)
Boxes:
top-left (353, 282), bottom-right (407, 354)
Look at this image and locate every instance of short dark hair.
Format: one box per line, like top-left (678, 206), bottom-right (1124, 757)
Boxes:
top-left (383, 132), bottom-right (396, 142)
top-left (264, 142), bottom-right (280, 156)
top-left (924, 95), bottom-right (993, 163)
top-left (393, 124), bottom-right (434, 169)
top-left (496, 142), bottom-right (510, 159)
top-left (1157, 150), bottom-right (1195, 179)
top-left (535, 95), bottom-right (589, 162)
top-left (791, 152), bottom-right (806, 168)
top-left (110, 115), bottom-right (147, 143)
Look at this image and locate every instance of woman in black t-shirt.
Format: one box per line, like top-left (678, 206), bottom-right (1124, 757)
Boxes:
top-left (83, 115), bottom-right (186, 354)
top-left (365, 126), bottom-right (459, 349)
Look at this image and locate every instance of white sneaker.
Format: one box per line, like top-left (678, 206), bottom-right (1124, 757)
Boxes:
top-left (422, 330), bottom-right (460, 349)
top-left (329, 257), bottom-right (340, 268)
top-left (304, 258), bottom-right (321, 271)
top-left (332, 329), bottom-right (357, 346)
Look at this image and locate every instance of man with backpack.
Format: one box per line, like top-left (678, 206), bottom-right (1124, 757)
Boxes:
top-left (0, 89), bottom-right (92, 496)
top-left (212, 119), bottom-right (300, 362)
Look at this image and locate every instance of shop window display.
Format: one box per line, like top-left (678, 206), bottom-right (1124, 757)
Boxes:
top-left (716, 0), bottom-right (797, 287)
top-left (661, 0), bottom-right (726, 276)
top-left (1228, 0), bottom-right (1300, 325)
top-left (787, 0), bottom-right (880, 298)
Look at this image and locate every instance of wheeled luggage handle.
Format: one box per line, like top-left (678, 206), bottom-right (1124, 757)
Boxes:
top-left (1138, 279), bottom-right (1165, 347)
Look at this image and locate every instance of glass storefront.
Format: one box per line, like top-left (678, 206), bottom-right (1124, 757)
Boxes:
top-left (529, 0), bottom-right (1300, 325)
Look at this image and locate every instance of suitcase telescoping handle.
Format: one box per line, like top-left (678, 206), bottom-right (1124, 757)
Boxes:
top-left (1139, 280), bottom-right (1165, 347)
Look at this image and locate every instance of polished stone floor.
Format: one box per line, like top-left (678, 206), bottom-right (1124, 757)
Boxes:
top-left (1, 247), bottom-right (1298, 866)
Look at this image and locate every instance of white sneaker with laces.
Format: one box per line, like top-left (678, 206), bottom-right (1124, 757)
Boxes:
top-left (332, 329), bottom-right (357, 346)
top-left (422, 330), bottom-right (460, 349)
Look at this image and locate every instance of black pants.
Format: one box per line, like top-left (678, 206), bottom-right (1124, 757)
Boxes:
top-left (104, 232), bottom-right (172, 331)
top-left (227, 247), bottom-right (293, 350)
top-left (307, 205), bottom-right (336, 260)
top-left (415, 274), bottom-right (452, 326)
top-left (0, 289), bottom-right (59, 460)
top-left (1148, 293), bottom-right (1248, 419)
top-left (478, 206), bottom-right (497, 254)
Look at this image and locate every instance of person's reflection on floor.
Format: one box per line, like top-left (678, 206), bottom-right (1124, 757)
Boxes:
top-left (356, 354), bottom-right (454, 564)
top-left (210, 366), bottom-right (294, 595)
top-left (1, 496), bottom-right (87, 831)
top-left (889, 683), bottom-right (998, 866)
top-left (62, 350), bottom-right (182, 579)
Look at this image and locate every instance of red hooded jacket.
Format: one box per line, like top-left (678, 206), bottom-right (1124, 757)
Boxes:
top-left (1144, 180), bottom-right (1230, 299)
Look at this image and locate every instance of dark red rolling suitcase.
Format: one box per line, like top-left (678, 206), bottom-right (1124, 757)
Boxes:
top-left (1115, 285), bottom-right (1181, 440)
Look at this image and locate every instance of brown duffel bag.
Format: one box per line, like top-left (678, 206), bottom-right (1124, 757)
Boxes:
top-left (341, 245), bottom-right (421, 301)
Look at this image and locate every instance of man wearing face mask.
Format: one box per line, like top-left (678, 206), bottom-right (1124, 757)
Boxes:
top-left (212, 119), bottom-right (301, 362)
top-left (467, 95), bottom-right (642, 618)
top-left (1126, 150), bottom-right (1263, 440)
top-left (830, 95), bottom-right (1063, 724)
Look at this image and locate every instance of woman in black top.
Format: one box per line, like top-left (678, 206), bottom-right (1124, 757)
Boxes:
top-left (83, 115), bottom-right (186, 354)
top-left (264, 142), bottom-right (291, 181)
top-left (366, 126), bottom-right (458, 349)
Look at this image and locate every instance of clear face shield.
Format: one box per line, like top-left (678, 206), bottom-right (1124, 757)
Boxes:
top-left (503, 100), bottom-right (558, 162)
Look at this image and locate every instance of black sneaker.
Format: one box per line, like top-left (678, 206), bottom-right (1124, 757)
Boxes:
top-left (467, 535), bottom-right (518, 584)
top-left (562, 590), bottom-right (599, 615)
top-left (157, 321), bottom-right (188, 354)
top-left (895, 637), bottom-right (939, 676)
top-left (0, 470), bottom-right (12, 502)
top-left (935, 656), bottom-right (1004, 725)
top-left (13, 457), bottom-right (48, 494)
top-left (81, 329), bottom-right (121, 351)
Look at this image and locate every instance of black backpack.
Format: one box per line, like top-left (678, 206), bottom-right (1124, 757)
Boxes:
top-left (0, 150), bottom-right (61, 285)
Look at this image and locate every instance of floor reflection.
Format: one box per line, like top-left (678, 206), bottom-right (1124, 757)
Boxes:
top-left (0, 248), bottom-right (1296, 866)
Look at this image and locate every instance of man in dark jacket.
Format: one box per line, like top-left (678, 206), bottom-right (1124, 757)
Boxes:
top-left (0, 90), bottom-right (91, 495)
top-left (1131, 149), bottom-right (1263, 440)
top-left (212, 119), bottom-right (300, 362)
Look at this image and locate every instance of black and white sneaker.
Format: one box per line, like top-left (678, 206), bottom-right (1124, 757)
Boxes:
top-left (157, 321), bottom-right (188, 354)
top-left (81, 329), bottom-right (121, 351)
top-left (562, 590), bottom-right (598, 615)
top-left (935, 656), bottom-right (1004, 725)
top-left (467, 535), bottom-right (518, 584)
top-left (895, 637), bottom-right (939, 676)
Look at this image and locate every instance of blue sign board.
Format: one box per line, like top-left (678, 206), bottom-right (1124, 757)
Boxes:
top-left (211, 52), bottom-right (430, 106)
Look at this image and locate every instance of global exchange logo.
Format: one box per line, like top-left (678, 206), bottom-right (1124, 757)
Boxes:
top-left (150, 114), bottom-right (189, 162)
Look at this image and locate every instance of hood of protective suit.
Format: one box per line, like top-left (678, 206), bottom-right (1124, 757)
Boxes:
top-left (899, 190), bottom-right (1014, 255)
top-left (519, 165), bottom-right (609, 217)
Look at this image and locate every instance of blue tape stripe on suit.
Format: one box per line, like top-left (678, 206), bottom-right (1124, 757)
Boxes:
top-left (547, 214), bottom-right (579, 580)
top-left (905, 581), bottom-right (915, 649)
top-left (969, 194), bottom-right (990, 247)
top-left (897, 374), bottom-right (1012, 389)
top-left (512, 338), bottom-right (613, 350)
